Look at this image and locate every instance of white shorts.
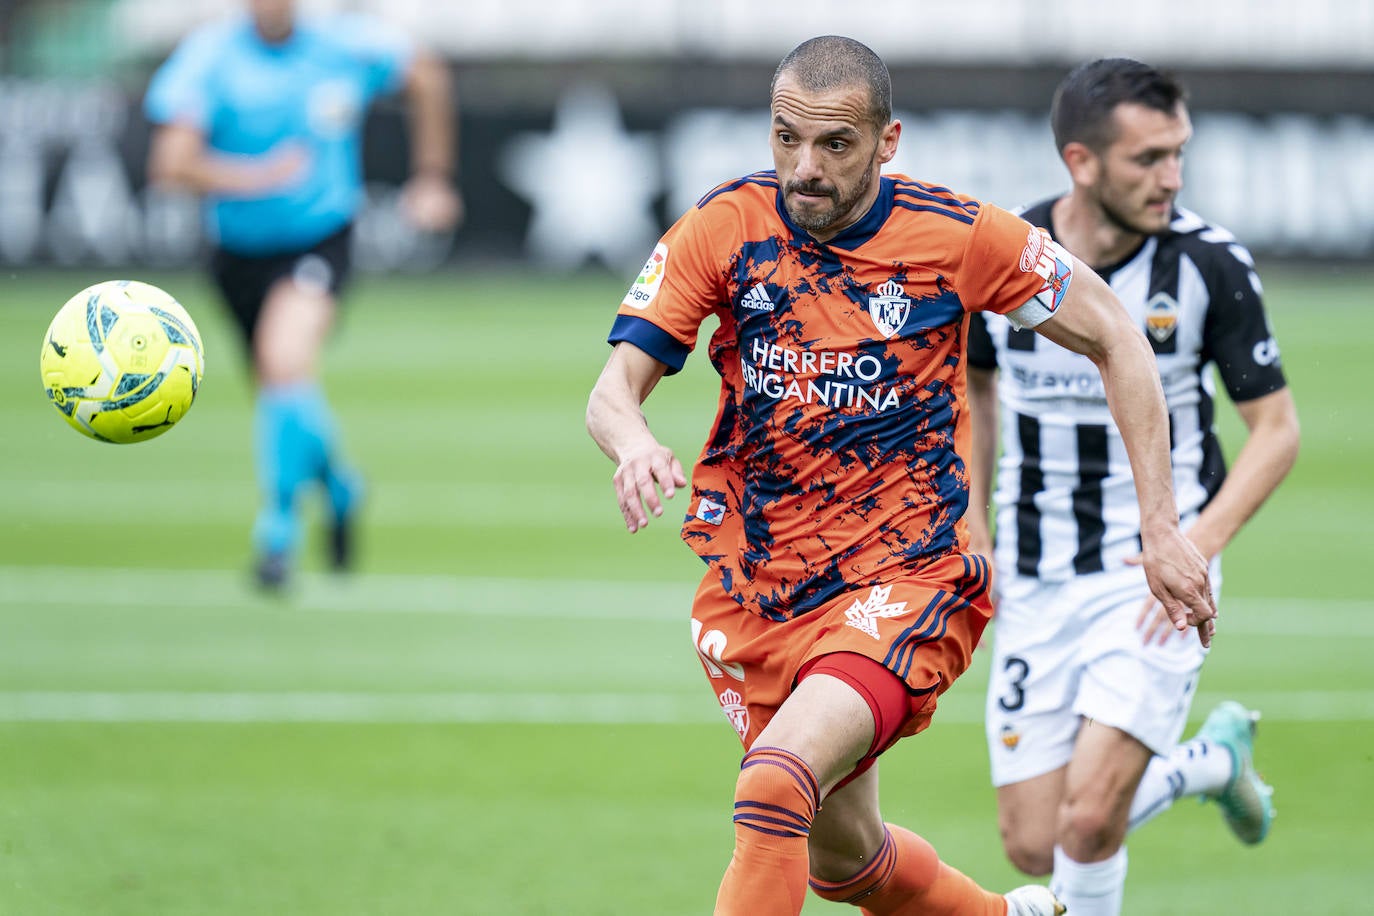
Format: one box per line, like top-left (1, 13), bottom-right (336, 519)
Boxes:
top-left (984, 564), bottom-right (1214, 788)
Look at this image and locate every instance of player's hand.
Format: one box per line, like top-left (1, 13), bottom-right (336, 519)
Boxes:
top-left (612, 442), bottom-right (687, 534)
top-left (1136, 598), bottom-right (1183, 646)
top-left (1126, 528), bottom-right (1216, 647)
top-left (400, 174), bottom-right (464, 233)
top-left (254, 141), bottom-right (311, 193)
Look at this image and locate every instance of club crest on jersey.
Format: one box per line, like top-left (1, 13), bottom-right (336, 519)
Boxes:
top-left (1000, 723), bottom-right (1021, 750)
top-left (719, 689), bottom-right (749, 739)
top-left (695, 497), bottom-right (726, 526)
top-left (1145, 292), bottom-right (1179, 343)
top-left (867, 279), bottom-right (910, 339)
top-left (308, 79), bottom-right (363, 138)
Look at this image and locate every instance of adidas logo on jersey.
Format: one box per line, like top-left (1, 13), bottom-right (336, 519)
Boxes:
top-left (740, 283), bottom-right (774, 311)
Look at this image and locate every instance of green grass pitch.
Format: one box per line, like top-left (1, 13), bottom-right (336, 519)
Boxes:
top-left (2, 264), bottom-right (1371, 914)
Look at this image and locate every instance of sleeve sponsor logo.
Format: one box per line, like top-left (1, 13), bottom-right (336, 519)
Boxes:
top-left (1253, 337), bottom-right (1281, 367)
top-left (621, 241), bottom-right (669, 309)
top-left (1019, 226), bottom-right (1047, 273)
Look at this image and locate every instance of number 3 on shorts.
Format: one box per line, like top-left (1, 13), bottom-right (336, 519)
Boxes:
top-left (997, 655), bottom-right (1030, 712)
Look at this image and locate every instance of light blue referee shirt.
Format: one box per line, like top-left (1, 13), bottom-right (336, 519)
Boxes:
top-left (144, 13), bottom-right (413, 255)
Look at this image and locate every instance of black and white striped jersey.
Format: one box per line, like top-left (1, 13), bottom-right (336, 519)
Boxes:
top-left (968, 198), bottom-right (1288, 582)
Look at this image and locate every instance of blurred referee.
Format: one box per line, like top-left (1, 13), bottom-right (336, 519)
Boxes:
top-left (144, 0), bottom-right (463, 589)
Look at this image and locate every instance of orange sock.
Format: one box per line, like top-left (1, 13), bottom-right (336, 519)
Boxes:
top-left (809, 824), bottom-right (1006, 916)
top-left (713, 747), bottom-right (820, 916)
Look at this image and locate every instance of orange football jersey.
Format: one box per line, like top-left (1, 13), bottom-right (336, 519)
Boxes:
top-left (611, 171), bottom-right (1069, 621)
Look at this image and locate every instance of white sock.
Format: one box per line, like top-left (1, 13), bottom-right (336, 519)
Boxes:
top-left (1128, 738), bottom-right (1235, 832)
top-left (1049, 845), bottom-right (1127, 916)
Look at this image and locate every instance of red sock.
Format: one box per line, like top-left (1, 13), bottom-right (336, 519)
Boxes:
top-left (809, 824), bottom-right (1006, 915)
top-left (713, 747), bottom-right (820, 916)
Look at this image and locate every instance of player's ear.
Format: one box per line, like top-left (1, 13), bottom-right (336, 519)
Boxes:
top-left (1061, 141), bottom-right (1100, 187)
top-left (877, 119), bottom-right (901, 165)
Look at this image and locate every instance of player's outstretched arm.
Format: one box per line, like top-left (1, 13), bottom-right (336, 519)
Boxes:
top-left (587, 342), bottom-right (688, 534)
top-left (1032, 256), bottom-right (1217, 646)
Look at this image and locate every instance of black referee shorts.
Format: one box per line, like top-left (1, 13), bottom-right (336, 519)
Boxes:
top-left (210, 224), bottom-right (354, 348)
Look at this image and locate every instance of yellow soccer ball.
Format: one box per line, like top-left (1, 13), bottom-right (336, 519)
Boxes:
top-left (40, 280), bottom-right (205, 444)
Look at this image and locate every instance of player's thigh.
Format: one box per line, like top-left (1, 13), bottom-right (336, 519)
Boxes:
top-left (995, 766), bottom-right (1066, 876)
top-left (254, 277), bottom-right (336, 383)
top-left (252, 233), bottom-right (352, 384)
top-left (1065, 723), bottom-right (1154, 808)
top-left (754, 672), bottom-right (874, 793)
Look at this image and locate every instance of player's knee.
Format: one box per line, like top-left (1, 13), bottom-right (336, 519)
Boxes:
top-left (253, 340), bottom-right (316, 386)
top-left (732, 747), bottom-right (820, 840)
top-left (806, 819), bottom-right (885, 884)
top-left (1059, 797), bottom-right (1126, 859)
top-left (997, 803), bottom-right (1056, 876)
top-left (1000, 827), bottom-right (1054, 877)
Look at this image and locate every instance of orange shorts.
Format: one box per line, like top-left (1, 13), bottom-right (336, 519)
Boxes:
top-left (690, 553), bottom-right (992, 755)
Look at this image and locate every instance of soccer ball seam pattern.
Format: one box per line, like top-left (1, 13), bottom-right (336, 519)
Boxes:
top-left (40, 280), bottom-right (206, 444)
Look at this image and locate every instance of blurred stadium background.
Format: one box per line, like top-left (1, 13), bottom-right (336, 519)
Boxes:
top-left (1, 1), bottom-right (1371, 913)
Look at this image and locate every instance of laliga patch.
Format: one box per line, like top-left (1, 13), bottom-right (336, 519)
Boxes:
top-left (1145, 292), bottom-right (1180, 343)
top-left (621, 242), bottom-right (669, 310)
top-left (695, 497), bottom-right (726, 525)
top-left (1032, 238), bottom-right (1073, 313)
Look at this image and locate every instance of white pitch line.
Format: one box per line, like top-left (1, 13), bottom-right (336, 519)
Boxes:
top-left (0, 565), bottom-right (689, 621)
top-left (0, 689), bottom-right (1368, 725)
top-left (1, 566), bottom-right (1370, 633)
top-left (0, 690), bottom-right (717, 724)
top-left (0, 479), bottom-right (614, 529)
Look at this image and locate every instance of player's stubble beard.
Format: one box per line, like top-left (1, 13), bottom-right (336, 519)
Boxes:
top-left (1093, 176), bottom-right (1174, 238)
top-left (784, 157), bottom-right (876, 235)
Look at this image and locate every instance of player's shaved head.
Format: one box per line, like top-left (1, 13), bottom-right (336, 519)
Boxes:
top-left (772, 36), bottom-right (892, 132)
top-left (1052, 58), bottom-right (1188, 153)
